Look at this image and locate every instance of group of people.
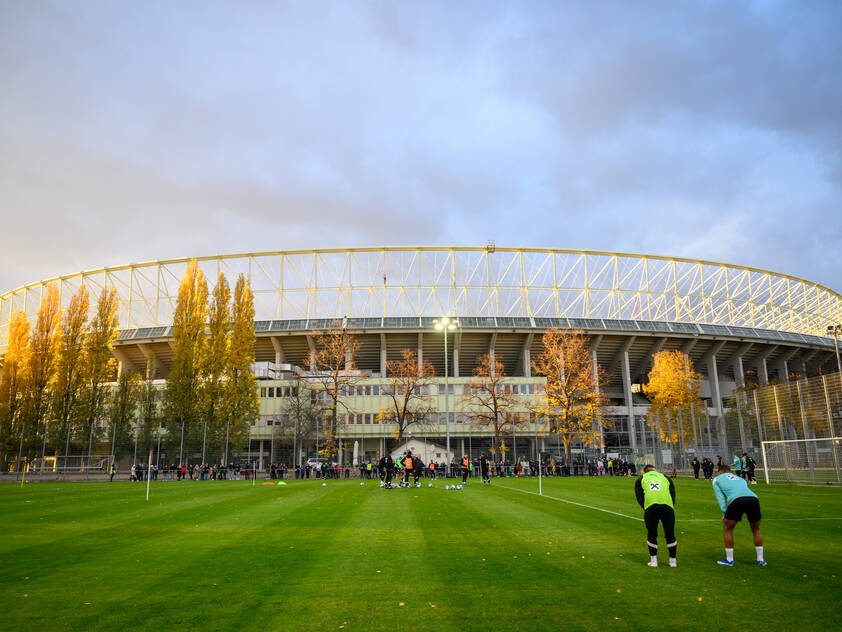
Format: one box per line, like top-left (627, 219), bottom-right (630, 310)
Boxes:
top-left (370, 451), bottom-right (499, 487)
top-left (124, 462), bottom-right (253, 482)
top-left (731, 453), bottom-right (758, 482)
top-left (374, 451), bottom-right (425, 487)
top-left (636, 462), bottom-right (766, 568)
top-left (691, 453), bottom-right (757, 483)
top-left (690, 456), bottom-right (717, 480)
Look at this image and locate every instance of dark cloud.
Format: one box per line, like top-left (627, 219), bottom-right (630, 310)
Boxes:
top-left (0, 1), bottom-right (840, 294)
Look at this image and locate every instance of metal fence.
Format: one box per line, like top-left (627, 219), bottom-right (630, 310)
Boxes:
top-left (637, 372), bottom-right (842, 482)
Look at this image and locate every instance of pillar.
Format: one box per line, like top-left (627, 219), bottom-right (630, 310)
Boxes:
top-left (621, 349), bottom-right (637, 453)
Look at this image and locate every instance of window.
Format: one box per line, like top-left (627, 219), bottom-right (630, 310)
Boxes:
top-left (260, 387), bottom-right (267, 398)
top-left (372, 385), bottom-right (380, 395)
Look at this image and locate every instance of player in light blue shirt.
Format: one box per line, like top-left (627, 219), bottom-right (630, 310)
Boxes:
top-left (712, 464), bottom-right (765, 567)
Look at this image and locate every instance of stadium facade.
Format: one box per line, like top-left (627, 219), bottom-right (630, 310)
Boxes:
top-left (2, 247), bottom-right (841, 466)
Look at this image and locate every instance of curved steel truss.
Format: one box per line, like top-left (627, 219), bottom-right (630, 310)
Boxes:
top-left (2, 247), bottom-right (840, 347)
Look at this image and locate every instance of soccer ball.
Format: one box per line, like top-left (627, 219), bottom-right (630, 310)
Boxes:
top-left (456, 484), bottom-right (463, 490)
top-left (428, 483), bottom-right (433, 488)
top-left (321, 482), bottom-right (326, 487)
top-left (360, 482), bottom-right (364, 486)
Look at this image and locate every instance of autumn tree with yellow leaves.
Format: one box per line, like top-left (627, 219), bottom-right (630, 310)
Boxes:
top-left (108, 369), bottom-right (141, 464)
top-left (0, 311), bottom-right (31, 470)
top-left (531, 328), bottom-right (607, 462)
top-left (27, 283), bottom-right (62, 463)
top-left (81, 286), bottom-right (120, 469)
top-left (377, 348), bottom-right (435, 446)
top-left (223, 274), bottom-right (259, 461)
top-left (643, 350), bottom-right (702, 447)
top-left (165, 260), bottom-right (209, 463)
top-left (200, 272), bottom-right (231, 459)
top-left (52, 285), bottom-right (90, 462)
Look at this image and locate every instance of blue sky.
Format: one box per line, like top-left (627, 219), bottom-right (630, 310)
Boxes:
top-left (1, 0), bottom-right (840, 292)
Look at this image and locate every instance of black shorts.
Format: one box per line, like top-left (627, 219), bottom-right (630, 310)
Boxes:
top-left (724, 496), bottom-right (761, 523)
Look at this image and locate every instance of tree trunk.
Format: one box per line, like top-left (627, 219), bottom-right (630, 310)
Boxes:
top-left (16, 422), bottom-right (25, 482)
top-left (86, 420), bottom-right (94, 480)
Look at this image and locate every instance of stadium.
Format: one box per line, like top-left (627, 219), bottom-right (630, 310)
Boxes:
top-left (3, 246), bottom-right (841, 471)
top-left (4, 247), bottom-right (842, 632)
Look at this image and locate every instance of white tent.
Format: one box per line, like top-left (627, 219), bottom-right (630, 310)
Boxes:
top-left (389, 438), bottom-right (452, 465)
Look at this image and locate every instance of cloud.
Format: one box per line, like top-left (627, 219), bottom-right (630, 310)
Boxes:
top-left (0, 0), bottom-right (840, 296)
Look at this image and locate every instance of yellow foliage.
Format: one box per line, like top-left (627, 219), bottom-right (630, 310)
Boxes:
top-left (531, 329), bottom-right (608, 460)
top-left (643, 350), bottom-right (703, 446)
top-left (0, 311), bottom-right (31, 431)
top-left (643, 350), bottom-right (702, 412)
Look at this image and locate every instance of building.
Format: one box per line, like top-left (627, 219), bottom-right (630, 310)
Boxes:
top-left (3, 247), bottom-right (841, 466)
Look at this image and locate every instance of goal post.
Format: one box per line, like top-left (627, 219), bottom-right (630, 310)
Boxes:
top-left (761, 438), bottom-right (842, 485)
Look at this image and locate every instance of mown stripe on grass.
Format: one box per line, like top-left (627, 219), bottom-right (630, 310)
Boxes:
top-left (495, 482), bottom-right (644, 521)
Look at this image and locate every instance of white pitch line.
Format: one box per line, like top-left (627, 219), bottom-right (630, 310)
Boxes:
top-left (495, 483), bottom-right (643, 522)
top-left (683, 517), bottom-right (842, 522)
top-left (496, 484), bottom-right (842, 524)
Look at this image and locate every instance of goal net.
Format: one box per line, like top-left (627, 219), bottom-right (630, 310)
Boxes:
top-left (761, 438), bottom-right (842, 484)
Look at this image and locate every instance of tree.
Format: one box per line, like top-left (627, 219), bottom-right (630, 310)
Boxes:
top-left (643, 350), bottom-right (702, 447)
top-left (165, 260), bottom-right (209, 462)
top-left (108, 370), bottom-right (140, 464)
top-left (279, 376), bottom-right (325, 465)
top-left (135, 361), bottom-right (160, 465)
top-left (224, 274), bottom-right (259, 462)
top-left (377, 348), bottom-right (435, 446)
top-left (463, 354), bottom-right (522, 460)
top-left (200, 272), bottom-right (231, 459)
top-left (0, 312), bottom-right (31, 470)
top-left (312, 321), bottom-right (360, 459)
top-left (27, 282), bottom-right (62, 466)
top-left (52, 285), bottom-right (89, 464)
top-left (81, 286), bottom-right (119, 469)
top-left (531, 328), bottom-right (607, 461)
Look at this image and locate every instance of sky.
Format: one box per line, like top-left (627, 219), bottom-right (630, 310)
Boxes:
top-left (1, 0), bottom-right (841, 293)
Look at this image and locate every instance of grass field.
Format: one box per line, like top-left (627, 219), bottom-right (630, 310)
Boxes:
top-left (1, 476), bottom-right (840, 632)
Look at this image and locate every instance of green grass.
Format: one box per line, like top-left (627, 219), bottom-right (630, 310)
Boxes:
top-left (1, 476), bottom-right (840, 631)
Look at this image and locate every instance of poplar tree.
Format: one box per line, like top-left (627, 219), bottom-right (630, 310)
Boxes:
top-left (108, 370), bottom-right (140, 464)
top-left (136, 361), bottom-right (160, 464)
top-left (224, 274), bottom-right (258, 462)
top-left (27, 283), bottom-right (62, 463)
top-left (81, 286), bottom-right (119, 466)
top-left (165, 260), bottom-right (209, 461)
top-left (0, 312), bottom-right (31, 470)
top-left (201, 272), bottom-right (230, 457)
top-left (52, 285), bottom-right (90, 460)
